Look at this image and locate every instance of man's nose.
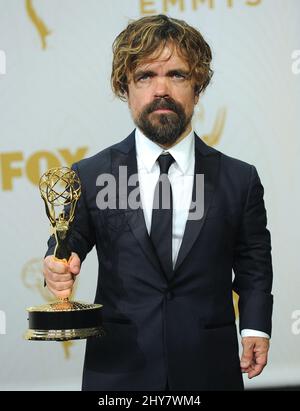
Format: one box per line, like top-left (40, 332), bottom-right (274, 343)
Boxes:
top-left (153, 76), bottom-right (170, 98)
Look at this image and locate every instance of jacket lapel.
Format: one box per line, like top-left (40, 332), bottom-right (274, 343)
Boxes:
top-left (110, 131), bottom-right (220, 281)
top-left (110, 131), bottom-right (164, 276)
top-left (173, 135), bottom-right (220, 273)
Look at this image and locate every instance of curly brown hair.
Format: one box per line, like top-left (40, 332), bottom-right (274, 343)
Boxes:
top-left (111, 14), bottom-right (213, 101)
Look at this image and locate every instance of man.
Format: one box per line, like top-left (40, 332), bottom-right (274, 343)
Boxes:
top-left (44, 14), bottom-right (273, 391)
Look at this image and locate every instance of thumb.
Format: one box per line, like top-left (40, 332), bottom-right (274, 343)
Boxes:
top-left (241, 338), bottom-right (255, 368)
top-left (69, 252), bottom-right (81, 275)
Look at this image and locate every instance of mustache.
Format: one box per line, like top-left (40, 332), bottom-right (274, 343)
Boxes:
top-left (144, 98), bottom-right (181, 115)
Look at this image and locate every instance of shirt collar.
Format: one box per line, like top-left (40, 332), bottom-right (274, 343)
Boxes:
top-left (135, 127), bottom-right (194, 174)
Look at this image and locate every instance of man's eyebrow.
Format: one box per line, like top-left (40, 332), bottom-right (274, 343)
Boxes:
top-left (133, 70), bottom-right (156, 80)
top-left (133, 68), bottom-right (190, 80)
top-left (167, 69), bottom-right (190, 76)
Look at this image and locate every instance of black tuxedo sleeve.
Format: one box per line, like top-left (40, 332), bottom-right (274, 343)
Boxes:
top-left (233, 165), bottom-right (273, 336)
top-left (45, 163), bottom-right (96, 263)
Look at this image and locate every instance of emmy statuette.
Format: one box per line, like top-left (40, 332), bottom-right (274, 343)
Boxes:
top-left (25, 167), bottom-right (105, 341)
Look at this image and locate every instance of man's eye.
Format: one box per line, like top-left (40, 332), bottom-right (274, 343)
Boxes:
top-left (172, 73), bottom-right (185, 79)
top-left (137, 74), bottom-right (151, 81)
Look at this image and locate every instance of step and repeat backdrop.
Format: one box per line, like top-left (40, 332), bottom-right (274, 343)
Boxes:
top-left (0, 0), bottom-right (299, 390)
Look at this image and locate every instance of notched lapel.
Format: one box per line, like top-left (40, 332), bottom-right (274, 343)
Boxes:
top-left (174, 137), bottom-right (220, 273)
top-left (110, 137), bottom-right (163, 275)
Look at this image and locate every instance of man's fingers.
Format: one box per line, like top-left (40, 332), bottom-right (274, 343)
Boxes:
top-left (44, 257), bottom-right (68, 274)
top-left (240, 337), bottom-right (269, 378)
top-left (43, 253), bottom-right (81, 299)
top-left (45, 277), bottom-right (74, 299)
top-left (44, 271), bottom-right (74, 283)
top-left (43, 262), bottom-right (74, 282)
top-left (46, 283), bottom-right (72, 300)
top-left (240, 340), bottom-right (254, 368)
top-left (247, 361), bottom-right (265, 379)
top-left (247, 351), bottom-right (268, 379)
top-left (69, 252), bottom-right (81, 275)
top-left (248, 366), bottom-right (264, 379)
top-left (46, 278), bottom-right (74, 292)
top-left (240, 363), bottom-right (253, 373)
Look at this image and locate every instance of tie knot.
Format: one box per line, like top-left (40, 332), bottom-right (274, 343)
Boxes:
top-left (157, 153), bottom-right (175, 174)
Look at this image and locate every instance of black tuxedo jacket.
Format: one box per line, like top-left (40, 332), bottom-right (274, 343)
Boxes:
top-left (47, 130), bottom-right (273, 391)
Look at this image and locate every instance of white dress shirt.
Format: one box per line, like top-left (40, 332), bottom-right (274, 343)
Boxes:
top-left (135, 127), bottom-right (270, 339)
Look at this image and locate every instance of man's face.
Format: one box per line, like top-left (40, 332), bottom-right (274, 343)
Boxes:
top-left (126, 44), bottom-right (199, 147)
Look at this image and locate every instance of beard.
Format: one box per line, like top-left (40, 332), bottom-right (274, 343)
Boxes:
top-left (134, 98), bottom-right (193, 146)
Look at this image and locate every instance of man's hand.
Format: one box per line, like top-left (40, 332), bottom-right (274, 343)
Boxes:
top-left (240, 337), bottom-right (270, 379)
top-left (43, 252), bottom-right (81, 299)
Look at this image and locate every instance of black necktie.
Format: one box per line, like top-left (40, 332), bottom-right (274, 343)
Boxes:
top-left (150, 153), bottom-right (175, 279)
